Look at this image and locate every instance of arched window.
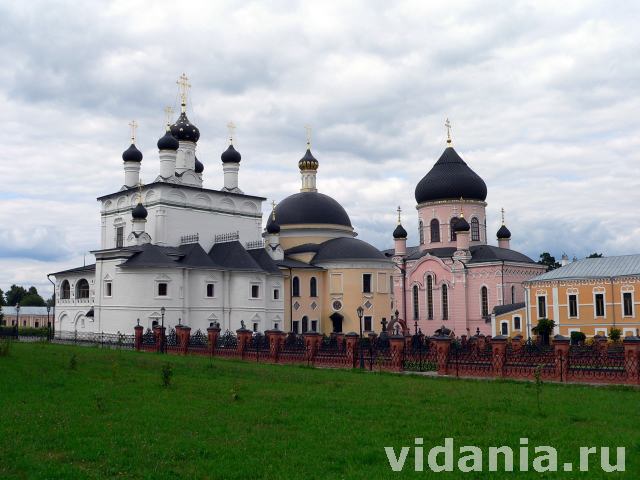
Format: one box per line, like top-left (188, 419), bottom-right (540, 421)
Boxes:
top-left (412, 285), bottom-right (419, 320)
top-left (481, 286), bottom-right (489, 317)
top-left (426, 276), bottom-right (434, 320)
top-left (76, 279), bottom-right (90, 299)
top-left (309, 277), bottom-right (317, 297)
top-left (301, 316), bottom-right (309, 333)
top-left (419, 220), bottom-right (424, 245)
top-left (442, 284), bottom-right (449, 320)
top-left (511, 285), bottom-right (516, 304)
top-left (430, 219), bottom-right (440, 243)
top-left (60, 280), bottom-right (71, 300)
top-left (292, 277), bottom-right (300, 297)
top-left (471, 218), bottom-right (480, 241)
top-left (450, 217), bottom-right (458, 241)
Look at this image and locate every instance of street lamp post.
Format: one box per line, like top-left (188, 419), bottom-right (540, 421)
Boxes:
top-left (46, 305), bottom-right (51, 340)
top-left (356, 305), bottom-right (364, 369)
top-left (160, 306), bottom-right (166, 354)
top-left (15, 303), bottom-right (21, 337)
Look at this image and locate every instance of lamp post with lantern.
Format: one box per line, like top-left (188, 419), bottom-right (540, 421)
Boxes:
top-left (356, 305), bottom-right (364, 369)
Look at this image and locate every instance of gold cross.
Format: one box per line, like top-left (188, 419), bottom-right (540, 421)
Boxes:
top-left (501, 207), bottom-right (505, 225)
top-left (163, 106), bottom-right (174, 128)
top-left (176, 73), bottom-right (191, 112)
top-left (304, 125), bottom-right (312, 147)
top-left (128, 120), bottom-right (138, 143)
top-left (136, 180), bottom-right (144, 204)
top-left (271, 200), bottom-right (277, 221)
top-left (397, 205), bottom-right (402, 224)
top-left (445, 118), bottom-right (452, 144)
top-left (227, 121), bottom-right (236, 144)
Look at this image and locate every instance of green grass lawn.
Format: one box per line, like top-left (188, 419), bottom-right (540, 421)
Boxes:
top-left (0, 342), bottom-right (638, 479)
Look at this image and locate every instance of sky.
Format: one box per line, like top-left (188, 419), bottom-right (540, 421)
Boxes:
top-left (1, 0), bottom-right (639, 298)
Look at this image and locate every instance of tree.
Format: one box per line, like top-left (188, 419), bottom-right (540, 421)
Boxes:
top-left (587, 253), bottom-right (603, 258)
top-left (0, 288), bottom-right (5, 306)
top-left (46, 294), bottom-right (55, 307)
top-left (0, 304), bottom-right (4, 326)
top-left (538, 252), bottom-right (560, 271)
top-left (4, 285), bottom-right (45, 306)
top-left (532, 318), bottom-right (556, 345)
top-left (5, 285), bottom-right (27, 306)
top-left (19, 294), bottom-right (46, 307)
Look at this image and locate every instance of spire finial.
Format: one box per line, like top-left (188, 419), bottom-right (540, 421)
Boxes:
top-left (501, 207), bottom-right (505, 225)
top-left (271, 200), bottom-right (277, 221)
top-left (397, 205), bottom-right (402, 225)
top-left (136, 179), bottom-right (144, 204)
top-left (176, 73), bottom-right (191, 113)
top-left (163, 106), bottom-right (174, 131)
top-left (304, 125), bottom-right (312, 148)
top-left (128, 120), bottom-right (138, 143)
top-left (445, 118), bottom-right (452, 146)
top-left (459, 197), bottom-right (464, 218)
top-left (227, 121), bottom-right (236, 145)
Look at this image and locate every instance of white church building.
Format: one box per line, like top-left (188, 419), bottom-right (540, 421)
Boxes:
top-left (52, 76), bottom-right (285, 334)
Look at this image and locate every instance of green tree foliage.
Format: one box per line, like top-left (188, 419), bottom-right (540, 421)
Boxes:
top-left (532, 318), bottom-right (556, 345)
top-left (537, 252), bottom-right (561, 270)
top-left (0, 288), bottom-right (5, 306)
top-left (587, 252), bottom-right (604, 258)
top-left (5, 285), bottom-right (46, 306)
top-left (19, 294), bottom-right (46, 307)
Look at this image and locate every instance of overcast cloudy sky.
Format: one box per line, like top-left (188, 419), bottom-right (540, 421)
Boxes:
top-left (1, 0), bottom-right (639, 297)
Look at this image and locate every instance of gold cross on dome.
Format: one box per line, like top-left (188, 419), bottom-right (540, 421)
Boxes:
top-left (271, 200), bottom-right (277, 221)
top-left (304, 125), bottom-right (312, 147)
top-left (445, 118), bottom-right (452, 144)
top-left (163, 106), bottom-right (174, 128)
top-left (227, 121), bottom-right (236, 144)
top-left (128, 120), bottom-right (138, 143)
top-left (136, 180), bottom-right (144, 203)
top-left (176, 73), bottom-right (191, 111)
top-left (501, 207), bottom-right (505, 225)
top-left (397, 205), bottom-right (402, 224)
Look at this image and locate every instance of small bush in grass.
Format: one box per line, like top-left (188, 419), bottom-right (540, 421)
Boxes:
top-left (609, 328), bottom-right (622, 342)
top-left (0, 340), bottom-right (11, 357)
top-left (95, 395), bottom-right (106, 412)
top-left (161, 363), bottom-right (173, 387)
top-left (69, 354), bottom-right (78, 370)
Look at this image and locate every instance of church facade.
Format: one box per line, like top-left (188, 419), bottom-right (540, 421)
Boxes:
top-left (389, 130), bottom-right (546, 336)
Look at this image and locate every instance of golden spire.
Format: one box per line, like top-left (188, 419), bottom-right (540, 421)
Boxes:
top-left (445, 118), bottom-right (452, 146)
top-left (227, 121), bottom-right (236, 145)
top-left (128, 120), bottom-right (138, 143)
top-left (271, 200), bottom-right (277, 221)
top-left (397, 205), bottom-right (402, 225)
top-left (136, 179), bottom-right (144, 204)
top-left (304, 124), bottom-right (312, 149)
top-left (176, 73), bottom-right (191, 113)
top-left (163, 106), bottom-right (174, 131)
top-left (501, 207), bottom-right (505, 225)
top-left (459, 197), bottom-right (464, 218)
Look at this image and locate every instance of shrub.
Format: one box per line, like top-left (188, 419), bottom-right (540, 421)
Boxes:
top-left (0, 340), bottom-right (11, 357)
top-left (532, 318), bottom-right (556, 345)
top-left (609, 328), bottom-right (622, 342)
top-left (161, 363), bottom-right (173, 387)
top-left (570, 331), bottom-right (586, 345)
top-left (69, 354), bottom-right (78, 370)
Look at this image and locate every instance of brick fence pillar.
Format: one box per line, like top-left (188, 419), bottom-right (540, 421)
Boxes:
top-left (491, 335), bottom-right (508, 377)
top-left (236, 328), bottom-right (252, 357)
top-left (335, 333), bottom-right (345, 352)
top-left (511, 335), bottom-right (523, 353)
top-left (388, 334), bottom-right (405, 371)
top-left (433, 335), bottom-right (451, 375)
top-left (265, 329), bottom-right (286, 362)
top-left (207, 326), bottom-right (221, 356)
top-left (345, 332), bottom-right (359, 368)
top-left (134, 324), bottom-right (144, 351)
top-left (623, 336), bottom-right (640, 385)
top-left (177, 325), bottom-right (191, 355)
top-left (153, 325), bottom-right (166, 353)
top-left (553, 335), bottom-right (570, 382)
top-left (303, 332), bottom-right (322, 364)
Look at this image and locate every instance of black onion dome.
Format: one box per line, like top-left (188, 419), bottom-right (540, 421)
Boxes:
top-left (122, 144), bottom-right (143, 162)
top-left (221, 144), bottom-right (241, 163)
top-left (170, 112), bottom-right (200, 142)
top-left (454, 216), bottom-right (470, 232)
top-left (313, 237), bottom-right (388, 263)
top-left (266, 220), bottom-right (280, 234)
top-left (132, 202), bottom-right (148, 220)
top-left (393, 223), bottom-right (408, 239)
top-left (497, 224), bottom-right (511, 239)
top-left (157, 130), bottom-right (179, 150)
top-left (298, 148), bottom-right (318, 170)
top-left (415, 147), bottom-right (487, 203)
top-left (266, 192), bottom-right (352, 229)
top-left (194, 157), bottom-right (204, 173)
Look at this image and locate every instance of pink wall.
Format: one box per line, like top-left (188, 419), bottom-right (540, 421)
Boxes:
top-left (416, 199), bottom-right (487, 250)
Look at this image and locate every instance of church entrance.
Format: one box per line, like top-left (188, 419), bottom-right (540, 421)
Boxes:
top-left (329, 312), bottom-right (343, 333)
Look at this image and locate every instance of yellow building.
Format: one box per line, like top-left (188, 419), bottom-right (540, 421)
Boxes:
top-left (264, 142), bottom-right (394, 334)
top-left (492, 255), bottom-right (640, 339)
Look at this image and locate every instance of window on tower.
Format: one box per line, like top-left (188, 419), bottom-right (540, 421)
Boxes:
top-left (430, 219), bottom-right (440, 242)
top-left (481, 286), bottom-right (489, 317)
top-left (412, 285), bottom-right (419, 320)
top-left (426, 275), bottom-right (433, 320)
top-left (419, 220), bottom-right (424, 244)
top-left (450, 217), bottom-right (458, 241)
top-left (471, 217), bottom-right (480, 241)
top-left (116, 226), bottom-right (124, 248)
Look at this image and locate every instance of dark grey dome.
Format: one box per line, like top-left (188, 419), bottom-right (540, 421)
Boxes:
top-left (313, 237), bottom-right (387, 263)
top-left (170, 112), bottom-right (200, 142)
top-left (298, 148), bottom-right (318, 170)
top-left (454, 216), bottom-right (470, 232)
top-left (221, 144), bottom-right (241, 163)
top-left (393, 224), bottom-right (408, 239)
top-left (497, 224), bottom-right (511, 239)
top-left (266, 192), bottom-right (352, 229)
top-left (266, 220), bottom-right (280, 234)
top-left (157, 130), bottom-right (179, 150)
top-left (415, 147), bottom-right (487, 203)
top-left (194, 157), bottom-right (204, 173)
top-left (122, 144), bottom-right (143, 162)
top-left (132, 202), bottom-right (148, 220)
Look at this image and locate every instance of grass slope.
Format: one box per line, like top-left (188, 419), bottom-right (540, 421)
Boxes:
top-left (0, 342), bottom-right (638, 479)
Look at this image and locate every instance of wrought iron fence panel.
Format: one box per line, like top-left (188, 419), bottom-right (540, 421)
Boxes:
top-left (404, 337), bottom-right (438, 372)
top-left (280, 334), bottom-right (308, 363)
top-left (189, 329), bottom-right (208, 350)
top-left (567, 344), bottom-right (630, 383)
top-left (215, 331), bottom-right (241, 358)
top-left (503, 345), bottom-right (556, 379)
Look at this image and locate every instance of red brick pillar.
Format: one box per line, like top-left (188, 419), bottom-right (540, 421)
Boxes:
top-left (177, 325), bottom-right (191, 355)
top-left (207, 326), bottom-right (221, 356)
top-left (152, 325), bottom-right (166, 353)
top-left (265, 330), bottom-right (286, 362)
top-left (476, 335), bottom-right (486, 353)
top-left (345, 332), bottom-right (359, 368)
top-left (511, 335), bottom-right (523, 353)
top-left (134, 324), bottom-right (144, 351)
top-left (623, 336), bottom-right (640, 384)
top-left (553, 335), bottom-right (570, 381)
top-left (303, 332), bottom-right (322, 364)
top-left (236, 328), bottom-right (252, 357)
top-left (433, 335), bottom-right (451, 375)
top-left (335, 333), bottom-right (345, 352)
top-left (491, 335), bottom-right (508, 377)
top-left (388, 335), bottom-right (406, 371)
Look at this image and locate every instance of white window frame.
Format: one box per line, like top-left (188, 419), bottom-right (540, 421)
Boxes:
top-left (362, 273), bottom-right (373, 294)
top-left (623, 328), bottom-right (636, 337)
top-left (500, 321), bottom-right (509, 336)
top-left (363, 316), bottom-right (373, 332)
top-left (512, 315), bottom-right (522, 331)
top-left (593, 289), bottom-right (606, 318)
top-left (205, 282), bottom-right (216, 299)
top-left (156, 282), bottom-right (169, 298)
top-left (536, 293), bottom-right (547, 320)
top-left (567, 290), bottom-right (579, 318)
top-left (104, 280), bottom-right (113, 298)
top-left (273, 288), bottom-right (280, 300)
top-left (250, 283), bottom-right (262, 300)
top-left (621, 289), bottom-right (634, 318)
top-left (595, 328), bottom-right (607, 336)
top-left (311, 319), bottom-right (318, 332)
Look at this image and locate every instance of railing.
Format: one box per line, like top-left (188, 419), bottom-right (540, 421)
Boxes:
top-left (180, 233), bottom-right (199, 245)
top-left (214, 231), bottom-right (239, 243)
top-left (245, 240), bottom-right (264, 250)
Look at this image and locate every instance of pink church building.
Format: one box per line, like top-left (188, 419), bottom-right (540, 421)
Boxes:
top-left (388, 132), bottom-right (546, 336)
